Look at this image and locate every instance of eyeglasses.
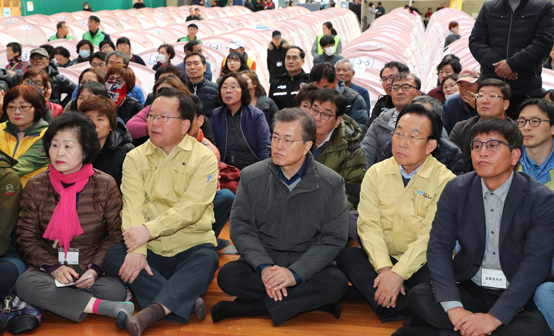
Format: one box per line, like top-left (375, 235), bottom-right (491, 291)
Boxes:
top-left (31, 55), bottom-right (47, 60)
top-left (22, 79), bottom-right (44, 88)
top-left (6, 105), bottom-right (33, 113)
top-left (271, 135), bottom-right (304, 147)
top-left (308, 106), bottom-right (335, 121)
top-left (221, 85), bottom-right (240, 91)
top-left (391, 131), bottom-right (429, 143)
top-left (146, 113), bottom-right (183, 123)
top-left (470, 139), bottom-right (513, 152)
top-left (476, 94), bottom-right (504, 100)
top-left (391, 84), bottom-right (418, 92)
top-left (517, 118), bottom-right (551, 128)
top-left (380, 75), bottom-right (395, 83)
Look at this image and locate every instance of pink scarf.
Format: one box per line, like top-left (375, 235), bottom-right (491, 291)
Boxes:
top-left (42, 163), bottom-right (95, 256)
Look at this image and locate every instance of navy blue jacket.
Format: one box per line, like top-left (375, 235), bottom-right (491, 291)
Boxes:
top-left (210, 104), bottom-right (271, 164)
top-left (349, 83), bottom-right (371, 115)
top-left (442, 93), bottom-right (477, 134)
top-left (428, 171), bottom-right (554, 325)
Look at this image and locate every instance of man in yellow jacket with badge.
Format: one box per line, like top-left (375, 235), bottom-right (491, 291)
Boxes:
top-left (337, 103), bottom-right (455, 323)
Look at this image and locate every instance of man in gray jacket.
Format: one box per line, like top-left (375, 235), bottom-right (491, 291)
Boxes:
top-left (211, 108), bottom-right (349, 326)
top-left (362, 72), bottom-right (422, 168)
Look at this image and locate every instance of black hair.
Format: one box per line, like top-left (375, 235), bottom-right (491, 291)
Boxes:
top-left (477, 78), bottom-right (511, 101)
top-left (189, 94), bottom-right (204, 117)
top-left (77, 81), bottom-right (109, 99)
top-left (380, 61), bottom-right (409, 78)
top-left (468, 118), bottom-right (523, 150)
top-left (323, 22), bottom-right (338, 36)
top-left (43, 111), bottom-right (101, 165)
top-left (545, 89), bottom-right (554, 102)
top-left (184, 40), bottom-right (201, 53)
top-left (76, 39), bottom-right (94, 54)
top-left (52, 46), bottom-right (70, 59)
top-left (518, 98), bottom-right (554, 127)
top-left (293, 82), bottom-right (320, 107)
top-left (39, 44), bottom-right (54, 59)
top-left (216, 72), bottom-right (251, 106)
top-left (272, 108), bottom-right (316, 143)
top-left (396, 103), bottom-right (443, 145)
top-left (221, 52), bottom-right (249, 77)
top-left (154, 87), bottom-right (196, 123)
top-left (89, 15), bottom-right (100, 23)
top-left (56, 21), bottom-right (66, 30)
top-left (116, 37), bottom-right (131, 47)
top-left (436, 58), bottom-right (462, 77)
top-left (90, 51), bottom-right (106, 63)
top-left (154, 64), bottom-right (187, 84)
top-left (158, 44), bottom-right (175, 60)
top-left (442, 54), bottom-right (460, 63)
top-left (392, 72), bottom-right (422, 90)
top-left (319, 35), bottom-right (336, 47)
top-left (311, 88), bottom-right (346, 117)
top-left (188, 23), bottom-right (199, 29)
top-left (309, 62), bottom-right (336, 83)
top-left (184, 51), bottom-right (206, 65)
top-left (99, 40), bottom-right (115, 51)
top-left (287, 46), bottom-right (305, 60)
top-left (6, 42), bottom-right (22, 55)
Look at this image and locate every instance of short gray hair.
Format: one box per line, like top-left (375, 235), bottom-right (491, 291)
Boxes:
top-left (412, 95), bottom-right (443, 117)
top-left (335, 58), bottom-right (354, 72)
top-left (272, 108), bottom-right (316, 143)
top-left (106, 51), bottom-right (129, 66)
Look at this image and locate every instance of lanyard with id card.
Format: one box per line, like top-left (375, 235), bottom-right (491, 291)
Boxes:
top-left (58, 248), bottom-right (79, 266)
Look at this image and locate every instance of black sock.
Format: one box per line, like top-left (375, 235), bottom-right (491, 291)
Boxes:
top-left (127, 303), bottom-right (166, 336)
top-left (317, 301), bottom-right (341, 319)
top-left (211, 298), bottom-right (268, 323)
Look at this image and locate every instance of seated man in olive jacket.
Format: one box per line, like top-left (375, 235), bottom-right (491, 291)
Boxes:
top-left (211, 108), bottom-right (350, 326)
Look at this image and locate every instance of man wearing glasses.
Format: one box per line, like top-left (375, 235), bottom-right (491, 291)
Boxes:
top-left (369, 61), bottom-right (409, 125)
top-left (269, 46), bottom-right (310, 110)
top-left (362, 72), bottom-right (422, 169)
top-left (338, 103), bottom-right (455, 323)
top-left (212, 108), bottom-right (350, 326)
top-left (11, 48), bottom-right (76, 106)
top-left (104, 88), bottom-right (220, 336)
top-left (306, 89), bottom-right (365, 238)
top-left (450, 78), bottom-right (513, 173)
top-left (395, 118), bottom-right (554, 336)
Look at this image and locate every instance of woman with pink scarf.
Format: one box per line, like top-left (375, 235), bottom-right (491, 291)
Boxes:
top-left (15, 112), bottom-right (134, 330)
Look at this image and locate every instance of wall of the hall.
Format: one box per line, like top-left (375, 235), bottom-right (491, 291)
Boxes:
top-left (19, 0), bottom-right (167, 16)
top-left (372, 0), bottom-right (486, 18)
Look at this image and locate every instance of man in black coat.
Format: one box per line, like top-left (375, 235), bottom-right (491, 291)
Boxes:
top-left (267, 30), bottom-right (290, 83)
top-left (183, 52), bottom-right (219, 118)
top-left (269, 46), bottom-right (310, 110)
top-left (394, 118), bottom-right (554, 336)
top-left (468, 0), bottom-right (554, 120)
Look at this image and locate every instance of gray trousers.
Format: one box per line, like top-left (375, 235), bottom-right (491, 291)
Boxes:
top-left (15, 269), bottom-right (127, 322)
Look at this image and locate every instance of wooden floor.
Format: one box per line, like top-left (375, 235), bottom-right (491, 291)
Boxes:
top-left (18, 226), bottom-right (403, 336)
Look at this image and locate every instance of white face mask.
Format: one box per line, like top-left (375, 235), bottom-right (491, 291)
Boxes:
top-left (157, 54), bottom-right (166, 63)
top-left (445, 93), bottom-right (455, 100)
top-left (324, 46), bottom-right (335, 56)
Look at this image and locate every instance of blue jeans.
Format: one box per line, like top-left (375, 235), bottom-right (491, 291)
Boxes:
top-left (535, 282), bottom-right (554, 334)
top-left (0, 247), bottom-right (25, 297)
top-left (213, 189), bottom-right (235, 238)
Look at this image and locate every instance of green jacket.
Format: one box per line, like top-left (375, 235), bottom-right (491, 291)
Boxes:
top-left (83, 29), bottom-right (109, 46)
top-left (0, 150), bottom-right (22, 256)
top-left (48, 34), bottom-right (75, 41)
top-left (315, 114), bottom-right (366, 209)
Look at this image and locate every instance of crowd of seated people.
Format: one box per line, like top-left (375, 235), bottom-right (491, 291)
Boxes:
top-left (4, 8), bottom-right (554, 336)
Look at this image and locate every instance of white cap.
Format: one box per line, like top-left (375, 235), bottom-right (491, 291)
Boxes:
top-left (228, 38), bottom-right (245, 50)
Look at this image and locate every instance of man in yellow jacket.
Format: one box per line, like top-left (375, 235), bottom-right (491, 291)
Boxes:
top-left (337, 103), bottom-right (456, 322)
top-left (104, 88), bottom-right (219, 336)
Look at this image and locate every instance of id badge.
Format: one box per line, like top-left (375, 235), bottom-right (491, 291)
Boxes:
top-left (58, 248), bottom-right (79, 265)
top-left (276, 61), bottom-right (283, 67)
top-left (482, 269), bottom-right (507, 289)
